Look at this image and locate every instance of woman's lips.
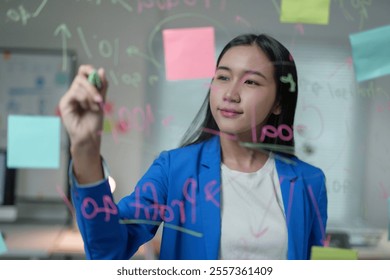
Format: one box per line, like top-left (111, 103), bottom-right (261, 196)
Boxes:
top-left (219, 108), bottom-right (242, 118)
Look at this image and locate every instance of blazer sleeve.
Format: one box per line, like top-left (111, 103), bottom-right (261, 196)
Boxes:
top-left (71, 151), bottom-right (170, 260)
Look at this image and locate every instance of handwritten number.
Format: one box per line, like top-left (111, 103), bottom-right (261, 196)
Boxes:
top-left (81, 195), bottom-right (118, 221)
top-left (102, 195), bottom-right (118, 221)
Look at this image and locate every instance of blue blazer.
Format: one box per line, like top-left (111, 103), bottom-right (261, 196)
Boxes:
top-left (71, 135), bottom-right (327, 260)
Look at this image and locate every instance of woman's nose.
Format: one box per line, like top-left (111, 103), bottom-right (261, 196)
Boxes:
top-left (223, 82), bottom-right (241, 103)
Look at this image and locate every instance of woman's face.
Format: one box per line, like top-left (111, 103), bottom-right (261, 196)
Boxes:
top-left (210, 44), bottom-right (280, 141)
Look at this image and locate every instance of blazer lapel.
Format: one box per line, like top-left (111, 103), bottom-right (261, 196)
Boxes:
top-left (198, 136), bottom-right (222, 259)
top-left (276, 156), bottom-right (312, 259)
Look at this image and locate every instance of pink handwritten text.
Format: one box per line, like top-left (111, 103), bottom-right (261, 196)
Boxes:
top-left (137, 0), bottom-right (226, 14)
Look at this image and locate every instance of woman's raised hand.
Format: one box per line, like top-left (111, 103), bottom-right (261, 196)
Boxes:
top-left (59, 65), bottom-right (109, 183)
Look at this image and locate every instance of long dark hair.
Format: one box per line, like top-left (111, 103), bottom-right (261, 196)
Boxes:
top-left (179, 34), bottom-right (298, 152)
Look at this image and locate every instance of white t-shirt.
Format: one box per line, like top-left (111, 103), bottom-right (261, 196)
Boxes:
top-left (219, 154), bottom-right (288, 259)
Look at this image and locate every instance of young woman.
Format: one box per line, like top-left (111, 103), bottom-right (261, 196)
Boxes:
top-left (59, 33), bottom-right (327, 260)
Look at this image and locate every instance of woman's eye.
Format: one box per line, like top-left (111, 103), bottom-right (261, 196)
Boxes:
top-left (216, 75), bottom-right (229, 81)
top-left (245, 80), bottom-right (260, 86)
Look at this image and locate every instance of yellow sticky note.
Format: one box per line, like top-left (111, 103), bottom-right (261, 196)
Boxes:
top-left (103, 118), bottom-right (113, 133)
top-left (311, 246), bottom-right (358, 260)
top-left (280, 0), bottom-right (331, 25)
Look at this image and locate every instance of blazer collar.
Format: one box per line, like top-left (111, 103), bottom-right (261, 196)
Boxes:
top-left (200, 135), bottom-right (221, 168)
top-left (274, 154), bottom-right (298, 182)
top-left (201, 136), bottom-right (299, 179)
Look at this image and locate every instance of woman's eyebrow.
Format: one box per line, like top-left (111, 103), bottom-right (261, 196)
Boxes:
top-left (244, 70), bottom-right (268, 80)
top-left (217, 66), bottom-right (268, 80)
top-left (216, 66), bottom-right (231, 72)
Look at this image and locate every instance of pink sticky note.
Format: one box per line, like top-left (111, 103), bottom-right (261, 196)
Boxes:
top-left (163, 27), bottom-right (215, 81)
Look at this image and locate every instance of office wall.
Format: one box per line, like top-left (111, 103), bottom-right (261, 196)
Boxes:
top-left (0, 0), bottom-right (389, 230)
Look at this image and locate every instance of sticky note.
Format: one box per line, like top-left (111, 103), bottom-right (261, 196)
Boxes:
top-left (103, 118), bottom-right (113, 133)
top-left (163, 27), bottom-right (215, 81)
top-left (311, 246), bottom-right (358, 260)
top-left (280, 0), bottom-right (331, 25)
top-left (388, 198), bottom-right (390, 241)
top-left (349, 25), bottom-right (390, 82)
top-left (7, 115), bottom-right (61, 169)
top-left (0, 233), bottom-right (7, 255)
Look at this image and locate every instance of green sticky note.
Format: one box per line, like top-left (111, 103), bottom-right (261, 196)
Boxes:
top-left (280, 0), bottom-right (331, 25)
top-left (0, 233), bottom-right (7, 255)
top-left (7, 115), bottom-right (61, 169)
top-left (311, 246), bottom-right (358, 260)
top-left (349, 25), bottom-right (390, 82)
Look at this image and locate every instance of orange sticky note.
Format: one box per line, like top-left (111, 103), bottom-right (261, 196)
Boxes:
top-left (163, 27), bottom-right (215, 81)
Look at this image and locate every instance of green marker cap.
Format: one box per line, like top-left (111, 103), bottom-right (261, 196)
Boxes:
top-left (88, 70), bottom-right (102, 90)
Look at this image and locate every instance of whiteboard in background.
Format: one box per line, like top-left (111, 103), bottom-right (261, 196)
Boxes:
top-left (0, 48), bottom-right (76, 212)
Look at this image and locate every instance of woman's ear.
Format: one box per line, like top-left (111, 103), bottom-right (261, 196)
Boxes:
top-left (272, 103), bottom-right (281, 115)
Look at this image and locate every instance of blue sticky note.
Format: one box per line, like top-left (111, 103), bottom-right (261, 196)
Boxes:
top-left (388, 198), bottom-right (390, 241)
top-left (349, 25), bottom-right (390, 82)
top-left (0, 233), bottom-right (7, 255)
top-left (7, 115), bottom-right (61, 169)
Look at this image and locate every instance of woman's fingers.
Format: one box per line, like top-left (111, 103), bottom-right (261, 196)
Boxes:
top-left (68, 77), bottom-right (93, 111)
top-left (97, 67), bottom-right (109, 102)
top-left (71, 68), bottom-right (105, 111)
top-left (60, 64), bottom-right (108, 121)
top-left (78, 64), bottom-right (95, 76)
